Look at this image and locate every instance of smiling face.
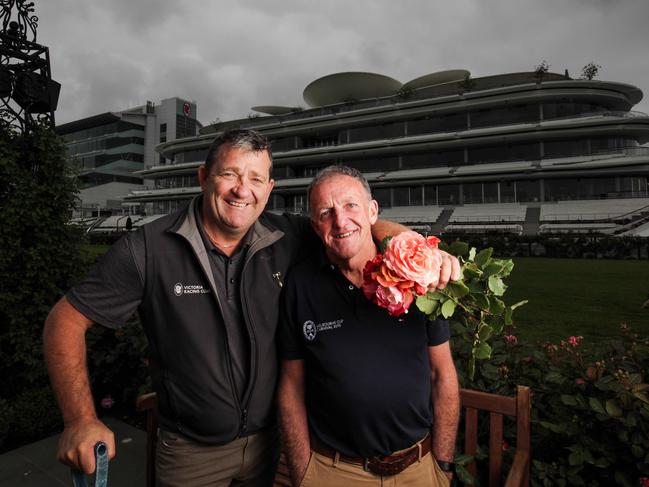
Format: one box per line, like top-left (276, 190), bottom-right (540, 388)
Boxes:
top-left (198, 145), bottom-right (274, 240)
top-left (309, 174), bottom-right (378, 267)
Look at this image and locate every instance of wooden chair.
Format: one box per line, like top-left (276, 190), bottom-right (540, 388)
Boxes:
top-left (460, 385), bottom-right (531, 487)
top-left (136, 386), bottom-right (531, 487)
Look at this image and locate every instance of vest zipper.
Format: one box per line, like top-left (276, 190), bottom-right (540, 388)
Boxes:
top-left (178, 229), bottom-right (245, 437)
top-left (240, 408), bottom-right (248, 436)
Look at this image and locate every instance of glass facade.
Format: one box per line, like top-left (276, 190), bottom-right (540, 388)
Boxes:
top-left (139, 81), bottom-right (649, 219)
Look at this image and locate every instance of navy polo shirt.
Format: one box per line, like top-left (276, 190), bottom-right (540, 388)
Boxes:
top-left (279, 251), bottom-right (450, 458)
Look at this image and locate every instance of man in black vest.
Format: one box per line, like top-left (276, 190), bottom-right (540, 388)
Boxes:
top-left (43, 130), bottom-right (460, 486)
top-left (278, 166), bottom-right (460, 486)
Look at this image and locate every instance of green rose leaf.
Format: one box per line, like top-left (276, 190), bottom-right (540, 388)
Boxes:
top-left (473, 341), bottom-right (492, 360)
top-left (467, 279), bottom-right (483, 293)
top-left (488, 275), bottom-right (507, 296)
top-left (473, 292), bottom-right (489, 310)
top-left (445, 281), bottom-right (470, 298)
top-left (477, 324), bottom-right (493, 341)
top-left (504, 307), bottom-right (513, 326)
top-left (482, 262), bottom-right (504, 277)
top-left (489, 297), bottom-right (505, 316)
top-left (441, 299), bottom-right (456, 318)
top-left (468, 247), bottom-right (477, 262)
top-left (500, 259), bottom-right (515, 276)
top-left (448, 241), bottom-right (469, 258)
top-left (416, 295), bottom-right (439, 315)
top-left (474, 247), bottom-right (493, 268)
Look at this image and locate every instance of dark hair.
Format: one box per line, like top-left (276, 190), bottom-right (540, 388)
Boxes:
top-left (307, 165), bottom-right (372, 213)
top-left (204, 129), bottom-right (273, 176)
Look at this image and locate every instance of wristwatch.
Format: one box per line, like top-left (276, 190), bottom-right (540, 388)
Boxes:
top-left (436, 459), bottom-right (455, 474)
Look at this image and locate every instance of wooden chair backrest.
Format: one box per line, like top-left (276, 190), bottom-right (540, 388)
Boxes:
top-left (460, 385), bottom-right (531, 487)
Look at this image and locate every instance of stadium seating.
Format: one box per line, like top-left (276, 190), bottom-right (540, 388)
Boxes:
top-left (378, 206), bottom-right (443, 223)
top-left (448, 203), bottom-right (527, 223)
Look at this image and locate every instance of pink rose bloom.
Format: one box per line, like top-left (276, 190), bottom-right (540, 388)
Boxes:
top-left (383, 231), bottom-right (443, 291)
top-left (575, 378), bottom-right (586, 386)
top-left (375, 285), bottom-right (414, 317)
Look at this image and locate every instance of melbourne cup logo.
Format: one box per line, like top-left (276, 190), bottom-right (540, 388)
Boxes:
top-left (303, 320), bottom-right (317, 341)
top-left (173, 283), bottom-right (183, 296)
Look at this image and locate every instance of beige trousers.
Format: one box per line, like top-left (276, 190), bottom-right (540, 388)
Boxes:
top-left (299, 451), bottom-right (450, 487)
top-left (155, 427), bottom-right (279, 487)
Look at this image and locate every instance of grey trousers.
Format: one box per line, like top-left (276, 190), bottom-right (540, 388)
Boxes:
top-left (156, 427), bottom-right (280, 487)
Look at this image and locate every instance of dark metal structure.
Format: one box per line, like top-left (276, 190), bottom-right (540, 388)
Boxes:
top-left (0, 0), bottom-right (59, 133)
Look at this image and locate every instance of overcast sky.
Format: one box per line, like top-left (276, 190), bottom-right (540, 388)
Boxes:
top-left (35, 0), bottom-right (649, 125)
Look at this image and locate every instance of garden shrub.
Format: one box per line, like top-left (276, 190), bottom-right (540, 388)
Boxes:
top-left (0, 125), bottom-right (87, 451)
top-left (453, 324), bottom-right (649, 486)
top-left (85, 316), bottom-right (151, 416)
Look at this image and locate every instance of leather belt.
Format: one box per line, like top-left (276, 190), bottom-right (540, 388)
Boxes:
top-left (310, 434), bottom-right (432, 477)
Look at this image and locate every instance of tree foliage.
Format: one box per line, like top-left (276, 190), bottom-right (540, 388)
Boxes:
top-left (0, 124), bottom-right (86, 405)
top-left (580, 62), bottom-right (602, 81)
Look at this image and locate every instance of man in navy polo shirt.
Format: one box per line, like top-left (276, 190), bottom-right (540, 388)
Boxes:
top-left (278, 165), bottom-right (460, 486)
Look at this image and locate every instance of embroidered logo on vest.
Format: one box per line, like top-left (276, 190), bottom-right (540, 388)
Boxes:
top-left (173, 282), bottom-right (211, 296)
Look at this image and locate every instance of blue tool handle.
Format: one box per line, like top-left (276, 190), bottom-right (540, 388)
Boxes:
top-left (71, 441), bottom-right (109, 487)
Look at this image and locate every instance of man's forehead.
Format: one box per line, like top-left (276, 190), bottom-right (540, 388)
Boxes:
top-left (311, 179), bottom-right (368, 205)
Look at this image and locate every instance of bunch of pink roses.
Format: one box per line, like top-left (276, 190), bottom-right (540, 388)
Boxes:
top-left (362, 231), bottom-right (444, 316)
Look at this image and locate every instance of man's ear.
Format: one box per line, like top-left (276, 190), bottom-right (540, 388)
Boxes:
top-left (368, 199), bottom-right (379, 225)
top-left (198, 165), bottom-right (207, 190)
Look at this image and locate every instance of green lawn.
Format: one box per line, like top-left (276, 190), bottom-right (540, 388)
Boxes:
top-left (80, 245), bottom-right (647, 348)
top-left (81, 243), bottom-right (111, 261)
top-left (504, 257), bottom-right (649, 346)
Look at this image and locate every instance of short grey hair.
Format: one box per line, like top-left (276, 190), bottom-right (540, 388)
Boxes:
top-left (204, 129), bottom-right (273, 175)
top-left (307, 165), bottom-right (372, 211)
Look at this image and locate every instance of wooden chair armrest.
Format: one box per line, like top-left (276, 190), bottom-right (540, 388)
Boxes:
top-left (503, 449), bottom-right (529, 487)
top-left (136, 392), bottom-right (157, 412)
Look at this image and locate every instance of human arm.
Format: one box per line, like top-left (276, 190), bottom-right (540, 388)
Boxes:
top-left (428, 341), bottom-right (460, 481)
top-left (278, 359), bottom-right (311, 487)
top-left (43, 297), bottom-right (116, 474)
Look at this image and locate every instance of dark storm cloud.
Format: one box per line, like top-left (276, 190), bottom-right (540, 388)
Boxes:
top-left (31, 0), bottom-right (649, 125)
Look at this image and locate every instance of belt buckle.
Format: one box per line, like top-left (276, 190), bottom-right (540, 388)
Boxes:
top-left (365, 449), bottom-right (417, 477)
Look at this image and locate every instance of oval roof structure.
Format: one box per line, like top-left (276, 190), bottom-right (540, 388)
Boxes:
top-left (303, 72), bottom-right (402, 107)
top-left (402, 70), bottom-right (470, 91)
top-left (251, 105), bottom-right (301, 115)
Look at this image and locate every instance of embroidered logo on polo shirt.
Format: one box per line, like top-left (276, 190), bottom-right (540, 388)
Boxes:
top-left (303, 321), bottom-right (317, 341)
top-left (303, 319), bottom-right (343, 341)
top-left (173, 282), bottom-right (211, 296)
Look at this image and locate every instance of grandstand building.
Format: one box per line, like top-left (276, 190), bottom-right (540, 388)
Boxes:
top-left (57, 97), bottom-right (200, 214)
top-left (124, 70), bottom-right (649, 237)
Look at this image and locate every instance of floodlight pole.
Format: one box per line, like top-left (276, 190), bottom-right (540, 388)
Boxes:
top-left (0, 0), bottom-right (60, 134)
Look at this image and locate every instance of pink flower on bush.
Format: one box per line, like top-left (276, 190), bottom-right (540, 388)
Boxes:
top-left (575, 378), bottom-right (585, 386)
top-left (100, 395), bottom-right (115, 409)
top-left (504, 335), bottom-right (518, 345)
top-left (382, 231), bottom-right (443, 290)
top-left (567, 336), bottom-right (583, 347)
top-left (640, 478), bottom-right (649, 487)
